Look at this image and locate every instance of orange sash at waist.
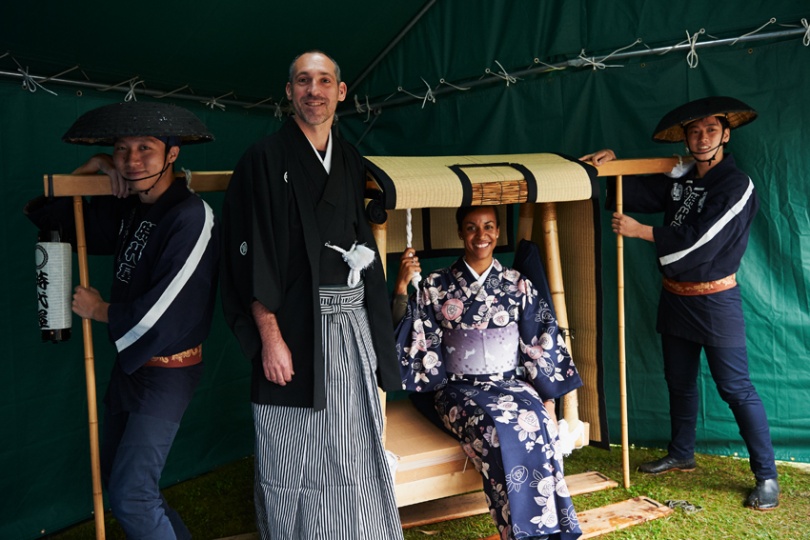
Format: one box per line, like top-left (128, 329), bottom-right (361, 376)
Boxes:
top-left (662, 274), bottom-right (736, 296)
top-left (145, 344), bottom-right (202, 368)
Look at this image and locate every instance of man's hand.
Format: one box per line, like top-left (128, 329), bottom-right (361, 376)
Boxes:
top-left (579, 149), bottom-right (616, 166)
top-left (251, 301), bottom-right (295, 385)
top-left (72, 285), bottom-right (109, 322)
top-left (612, 212), bottom-right (654, 241)
top-left (72, 154), bottom-right (129, 198)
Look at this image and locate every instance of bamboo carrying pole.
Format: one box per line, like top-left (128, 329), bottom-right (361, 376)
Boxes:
top-left (72, 196), bottom-right (106, 540)
top-left (615, 175), bottom-right (631, 489)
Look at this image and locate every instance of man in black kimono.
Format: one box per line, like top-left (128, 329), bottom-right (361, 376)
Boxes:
top-left (220, 51), bottom-right (404, 539)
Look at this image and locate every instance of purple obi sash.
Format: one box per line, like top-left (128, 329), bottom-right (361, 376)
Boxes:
top-left (442, 324), bottom-right (520, 376)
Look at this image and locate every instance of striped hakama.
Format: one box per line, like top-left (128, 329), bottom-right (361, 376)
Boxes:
top-left (252, 283), bottom-right (403, 540)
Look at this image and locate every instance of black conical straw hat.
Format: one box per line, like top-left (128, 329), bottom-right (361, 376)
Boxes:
top-left (652, 96), bottom-right (757, 143)
top-left (63, 101), bottom-right (214, 146)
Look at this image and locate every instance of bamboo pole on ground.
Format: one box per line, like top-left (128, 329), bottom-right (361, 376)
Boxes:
top-left (72, 196), bottom-right (106, 540)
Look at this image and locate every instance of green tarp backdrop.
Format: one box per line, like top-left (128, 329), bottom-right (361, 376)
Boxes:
top-left (1, 1), bottom-right (808, 537)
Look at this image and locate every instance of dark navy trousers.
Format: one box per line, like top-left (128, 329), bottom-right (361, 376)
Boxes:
top-left (101, 410), bottom-right (191, 540)
top-left (661, 334), bottom-right (777, 480)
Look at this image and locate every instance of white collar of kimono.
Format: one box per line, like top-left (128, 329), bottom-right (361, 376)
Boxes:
top-left (305, 131), bottom-right (334, 173)
top-left (463, 258), bottom-right (495, 285)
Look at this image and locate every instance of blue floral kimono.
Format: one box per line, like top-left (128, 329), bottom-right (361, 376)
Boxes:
top-left (396, 257), bottom-right (583, 540)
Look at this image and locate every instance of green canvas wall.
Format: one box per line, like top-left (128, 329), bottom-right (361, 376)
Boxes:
top-left (0, 85), bottom-right (280, 538)
top-left (340, 38), bottom-right (810, 466)
top-left (1, 1), bottom-right (808, 537)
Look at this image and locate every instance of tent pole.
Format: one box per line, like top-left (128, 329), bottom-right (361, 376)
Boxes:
top-left (73, 196), bottom-right (106, 539)
top-left (347, 0), bottom-right (439, 95)
top-left (615, 176), bottom-right (630, 489)
top-left (339, 26), bottom-right (806, 117)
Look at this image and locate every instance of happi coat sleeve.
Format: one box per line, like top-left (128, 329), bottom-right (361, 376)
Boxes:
top-left (25, 182), bottom-right (219, 374)
top-left (608, 155), bottom-right (758, 282)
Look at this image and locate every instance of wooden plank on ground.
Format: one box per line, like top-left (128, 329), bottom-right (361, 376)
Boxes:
top-left (578, 497), bottom-right (673, 538)
top-left (399, 470), bottom-right (619, 528)
top-left (567, 470), bottom-right (619, 495)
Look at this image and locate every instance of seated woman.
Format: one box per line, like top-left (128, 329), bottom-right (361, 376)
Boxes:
top-left (393, 205), bottom-right (583, 540)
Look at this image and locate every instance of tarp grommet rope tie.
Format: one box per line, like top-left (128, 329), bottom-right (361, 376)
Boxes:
top-left (685, 28), bottom-right (705, 68)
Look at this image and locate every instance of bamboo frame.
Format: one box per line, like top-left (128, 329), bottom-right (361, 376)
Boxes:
top-left (72, 197), bottom-right (105, 540)
top-left (43, 156), bottom-right (678, 516)
top-left (595, 158), bottom-right (676, 489)
top-left (537, 201), bottom-right (589, 446)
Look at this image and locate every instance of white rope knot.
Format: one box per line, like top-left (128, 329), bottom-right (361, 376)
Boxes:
top-left (486, 60), bottom-right (518, 86)
top-left (576, 49), bottom-right (606, 70)
top-left (802, 18), bottom-right (810, 47)
top-left (203, 96), bottom-right (226, 111)
top-left (17, 66), bottom-right (58, 96)
top-left (354, 94), bottom-right (374, 121)
top-left (124, 78), bottom-right (144, 102)
top-left (397, 78), bottom-right (436, 109)
top-left (666, 155), bottom-right (695, 178)
top-left (324, 242), bottom-right (376, 287)
top-left (685, 28), bottom-right (705, 68)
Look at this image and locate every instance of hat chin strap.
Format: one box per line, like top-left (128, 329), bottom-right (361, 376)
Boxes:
top-left (122, 151), bottom-right (172, 195)
top-left (687, 141), bottom-right (723, 166)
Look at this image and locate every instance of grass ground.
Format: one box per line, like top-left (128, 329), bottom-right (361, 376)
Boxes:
top-left (45, 445), bottom-right (810, 540)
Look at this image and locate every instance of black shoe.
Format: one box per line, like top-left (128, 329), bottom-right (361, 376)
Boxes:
top-left (638, 454), bottom-right (697, 474)
top-left (745, 478), bottom-right (779, 510)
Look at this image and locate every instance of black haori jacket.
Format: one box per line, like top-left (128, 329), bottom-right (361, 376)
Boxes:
top-left (221, 119), bottom-right (400, 410)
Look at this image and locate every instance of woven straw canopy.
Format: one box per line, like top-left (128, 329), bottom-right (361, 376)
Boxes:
top-left (62, 101), bottom-right (214, 146)
top-left (365, 153), bottom-right (596, 211)
top-left (652, 96), bottom-right (757, 143)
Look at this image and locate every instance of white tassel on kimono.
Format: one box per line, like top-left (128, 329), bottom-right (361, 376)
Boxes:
top-left (325, 242), bottom-right (376, 287)
top-left (556, 419), bottom-right (585, 457)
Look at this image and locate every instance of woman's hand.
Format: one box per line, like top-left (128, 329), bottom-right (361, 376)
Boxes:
top-left (72, 154), bottom-right (128, 198)
top-left (394, 248), bottom-right (422, 296)
top-left (579, 149), bottom-right (616, 166)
